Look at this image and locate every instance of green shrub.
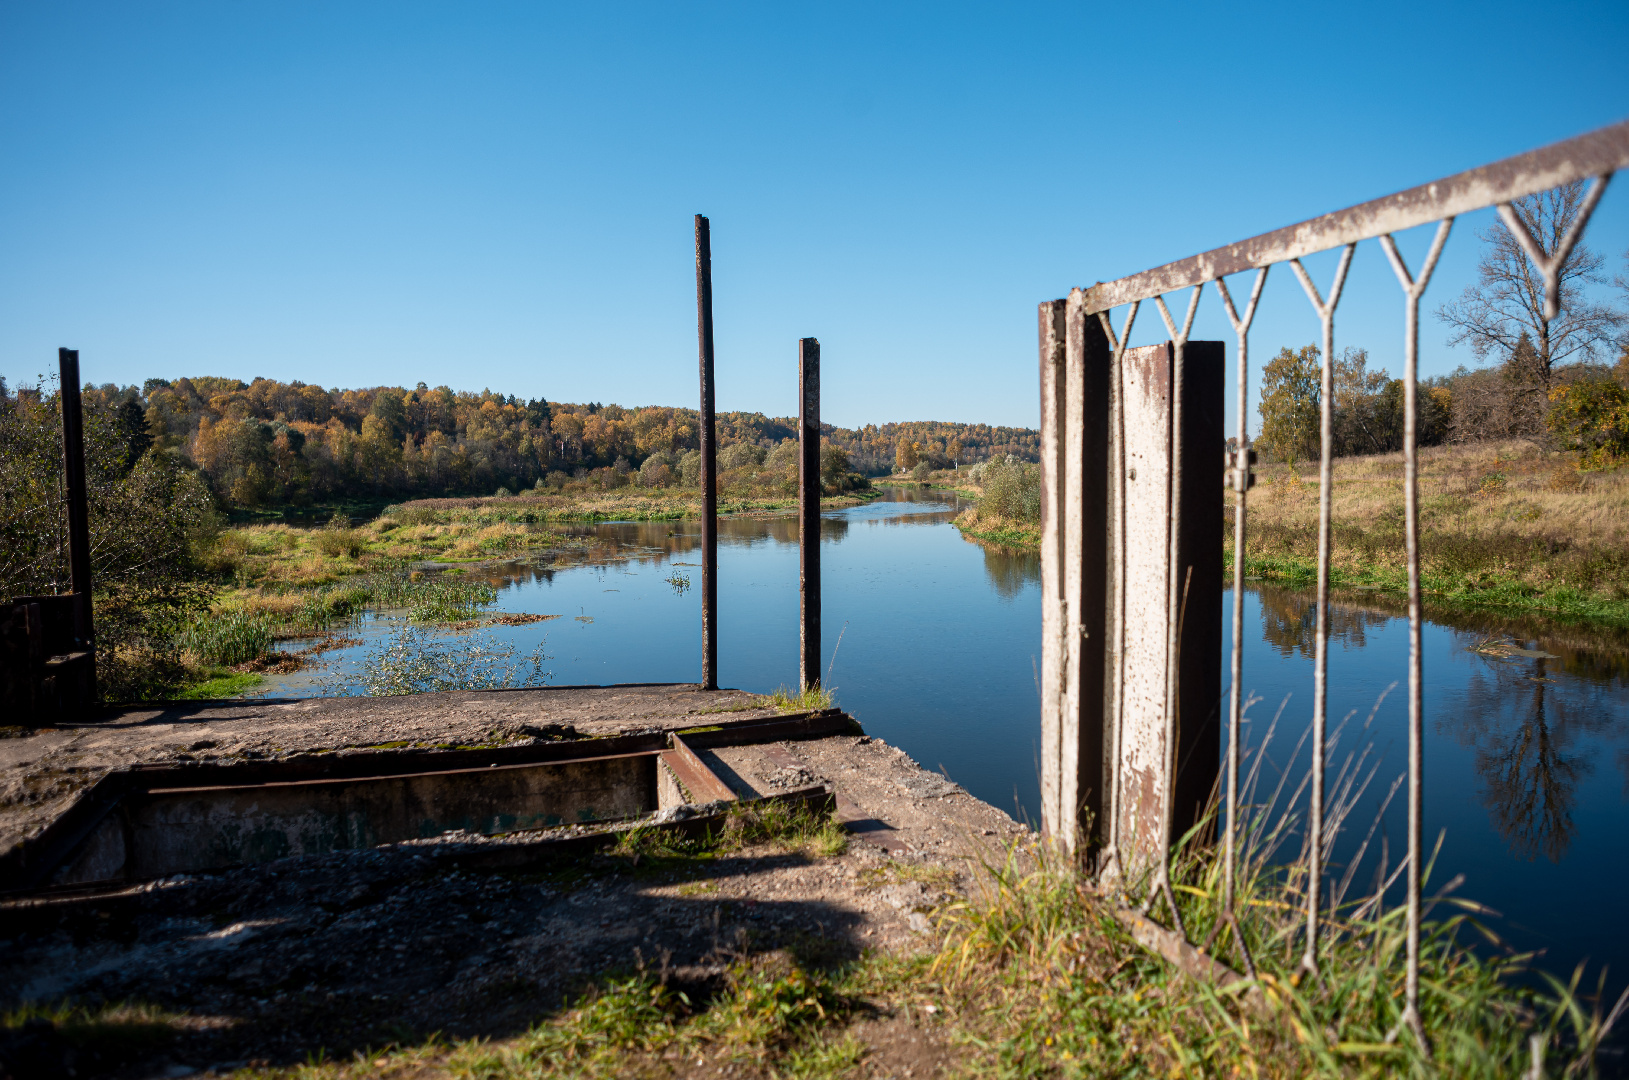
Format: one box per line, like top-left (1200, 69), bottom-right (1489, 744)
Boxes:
top-left (976, 455), bottom-right (1041, 522)
top-left (1547, 379), bottom-right (1629, 467)
top-left (314, 528), bottom-right (362, 558)
top-left (314, 510), bottom-right (363, 558)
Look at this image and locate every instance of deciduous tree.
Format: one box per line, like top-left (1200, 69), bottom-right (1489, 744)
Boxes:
top-left (1435, 181), bottom-right (1625, 387)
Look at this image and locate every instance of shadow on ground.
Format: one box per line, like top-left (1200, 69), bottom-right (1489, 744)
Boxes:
top-left (3, 839), bottom-right (870, 1077)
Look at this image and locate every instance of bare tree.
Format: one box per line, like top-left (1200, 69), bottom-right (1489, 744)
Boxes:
top-left (1436, 181), bottom-right (1625, 387)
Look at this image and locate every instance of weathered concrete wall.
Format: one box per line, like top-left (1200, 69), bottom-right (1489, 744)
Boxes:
top-left (122, 753), bottom-right (658, 878)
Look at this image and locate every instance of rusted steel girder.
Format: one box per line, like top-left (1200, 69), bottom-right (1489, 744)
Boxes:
top-left (798, 337), bottom-right (821, 691)
top-left (1083, 118), bottom-right (1629, 314)
top-left (695, 215), bottom-right (719, 690)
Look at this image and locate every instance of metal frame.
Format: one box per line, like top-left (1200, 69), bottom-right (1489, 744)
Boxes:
top-left (1067, 117), bottom-right (1629, 1044)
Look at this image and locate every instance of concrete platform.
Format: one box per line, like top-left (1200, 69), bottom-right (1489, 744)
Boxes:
top-left (0, 685), bottom-right (1033, 1076)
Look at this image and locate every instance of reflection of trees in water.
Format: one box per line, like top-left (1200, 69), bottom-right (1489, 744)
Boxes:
top-left (980, 544), bottom-right (1040, 600)
top-left (1252, 585), bottom-right (1629, 864)
top-left (1254, 585), bottom-right (1392, 659)
top-left (1446, 651), bottom-right (1626, 863)
top-left (1474, 668), bottom-right (1579, 862)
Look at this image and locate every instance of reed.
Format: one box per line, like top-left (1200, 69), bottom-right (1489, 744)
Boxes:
top-left (174, 610), bottom-right (273, 666)
top-left (930, 707), bottom-right (1629, 1077)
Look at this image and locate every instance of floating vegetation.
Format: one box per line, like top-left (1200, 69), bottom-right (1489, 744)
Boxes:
top-left (490, 613), bottom-right (561, 626)
top-left (321, 625), bottom-right (551, 697)
top-left (665, 570), bottom-right (691, 594)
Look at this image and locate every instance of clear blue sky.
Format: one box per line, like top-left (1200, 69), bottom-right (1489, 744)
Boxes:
top-left (2, 1), bottom-right (1627, 432)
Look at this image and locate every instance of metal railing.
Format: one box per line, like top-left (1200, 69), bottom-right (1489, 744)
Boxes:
top-left (1079, 118), bottom-right (1629, 1046)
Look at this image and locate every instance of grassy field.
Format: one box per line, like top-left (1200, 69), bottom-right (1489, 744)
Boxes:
top-left (1237, 440), bottom-right (1629, 629)
top-left (391, 487), bottom-right (880, 522)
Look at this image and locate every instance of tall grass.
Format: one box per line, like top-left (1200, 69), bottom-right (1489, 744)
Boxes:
top-left (1237, 441), bottom-right (1629, 626)
top-left (174, 610), bottom-right (273, 666)
top-left (347, 563), bottom-right (498, 623)
top-left (766, 684), bottom-right (836, 713)
top-left (932, 710), bottom-right (1629, 1077)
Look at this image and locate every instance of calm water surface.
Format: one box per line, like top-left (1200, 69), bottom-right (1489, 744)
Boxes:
top-left (271, 487), bottom-right (1629, 989)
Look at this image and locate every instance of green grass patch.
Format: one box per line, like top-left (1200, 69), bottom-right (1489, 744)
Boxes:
top-left (765, 684), bottom-right (837, 713)
top-left (174, 609), bottom-right (274, 665)
top-left (174, 669), bottom-right (264, 699)
top-left (1227, 545), bottom-right (1629, 630)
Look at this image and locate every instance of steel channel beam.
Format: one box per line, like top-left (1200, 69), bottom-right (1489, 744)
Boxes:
top-left (1083, 118), bottom-right (1629, 314)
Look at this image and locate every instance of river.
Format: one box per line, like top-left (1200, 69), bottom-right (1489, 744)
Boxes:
top-left (264, 486), bottom-right (1629, 992)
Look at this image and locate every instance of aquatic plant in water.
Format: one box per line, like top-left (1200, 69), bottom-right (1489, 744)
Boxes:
top-left (323, 625), bottom-right (551, 696)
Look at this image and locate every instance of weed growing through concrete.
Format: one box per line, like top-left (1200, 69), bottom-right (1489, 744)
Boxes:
top-left (766, 684), bottom-right (836, 714)
top-left (611, 802), bottom-right (849, 867)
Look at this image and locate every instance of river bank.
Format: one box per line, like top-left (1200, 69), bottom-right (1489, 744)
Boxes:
top-left (944, 441), bottom-right (1629, 630)
top-left (1237, 440), bottom-right (1629, 630)
top-left (159, 489), bottom-right (886, 700)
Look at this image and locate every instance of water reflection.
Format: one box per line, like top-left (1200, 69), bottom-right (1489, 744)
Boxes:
top-left (974, 541), bottom-right (1040, 601)
top-left (1446, 645), bottom-right (1628, 863)
top-left (1247, 585), bottom-right (1628, 866)
top-left (1254, 585), bottom-right (1392, 658)
top-left (1232, 585), bottom-right (1629, 997)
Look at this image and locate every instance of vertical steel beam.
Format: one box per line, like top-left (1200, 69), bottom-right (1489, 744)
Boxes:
top-left (1061, 293), bottom-right (1112, 855)
top-left (798, 338), bottom-right (820, 691)
top-left (695, 215), bottom-right (718, 690)
top-left (1038, 301), bottom-right (1067, 842)
top-left (1111, 341), bottom-right (1222, 879)
top-left (57, 348), bottom-right (96, 683)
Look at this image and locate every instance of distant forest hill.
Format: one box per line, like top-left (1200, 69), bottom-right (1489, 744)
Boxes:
top-left (96, 376), bottom-right (1038, 509)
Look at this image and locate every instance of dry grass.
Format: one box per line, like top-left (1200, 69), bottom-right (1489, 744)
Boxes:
top-left (389, 487), bottom-right (878, 523)
top-left (1235, 440), bottom-right (1629, 626)
top-left (202, 518), bottom-right (572, 589)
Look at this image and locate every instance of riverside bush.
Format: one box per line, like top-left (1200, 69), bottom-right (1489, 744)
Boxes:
top-left (1, 377), bottom-right (220, 700)
top-left (1547, 378), bottom-right (1629, 468)
top-left (975, 454), bottom-right (1041, 522)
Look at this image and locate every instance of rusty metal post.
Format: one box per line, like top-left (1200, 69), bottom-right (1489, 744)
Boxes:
top-left (798, 338), bottom-right (820, 691)
top-left (1110, 340), bottom-right (1222, 881)
top-left (695, 215), bottom-right (718, 690)
top-left (1066, 293), bottom-right (1112, 857)
top-left (57, 348), bottom-right (96, 690)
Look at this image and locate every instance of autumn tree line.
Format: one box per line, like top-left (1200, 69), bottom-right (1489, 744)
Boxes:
top-left (46, 374), bottom-right (1039, 509)
top-left (1257, 181), bottom-right (1629, 467)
